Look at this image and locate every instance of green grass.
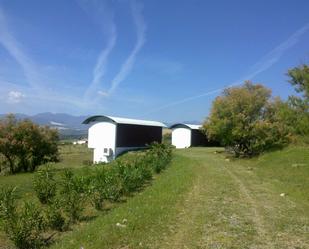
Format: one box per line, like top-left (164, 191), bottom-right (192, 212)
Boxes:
top-left (50, 154), bottom-right (196, 249)
top-left (1, 145), bottom-right (309, 249)
top-left (241, 146), bottom-right (309, 203)
top-left (51, 146), bottom-right (308, 249)
top-left (0, 145), bottom-right (92, 197)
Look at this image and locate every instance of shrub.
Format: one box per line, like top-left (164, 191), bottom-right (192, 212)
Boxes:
top-left (59, 170), bottom-right (86, 223)
top-left (114, 161), bottom-right (145, 194)
top-left (0, 186), bottom-right (17, 220)
top-left (45, 198), bottom-right (66, 231)
top-left (102, 167), bottom-right (123, 202)
top-left (3, 201), bottom-right (45, 249)
top-left (145, 142), bottom-right (172, 173)
top-left (135, 157), bottom-right (153, 181)
top-left (33, 166), bottom-right (56, 204)
top-left (87, 169), bottom-right (107, 210)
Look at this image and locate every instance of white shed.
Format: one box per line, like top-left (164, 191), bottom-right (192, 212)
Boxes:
top-left (83, 115), bottom-right (166, 163)
top-left (170, 123), bottom-right (207, 149)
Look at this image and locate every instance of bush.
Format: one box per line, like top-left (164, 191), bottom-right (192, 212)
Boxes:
top-left (45, 198), bottom-right (66, 231)
top-left (0, 142), bottom-right (173, 248)
top-left (33, 166), bottom-right (56, 204)
top-left (0, 186), bottom-right (17, 221)
top-left (101, 167), bottom-right (123, 202)
top-left (145, 142), bottom-right (172, 173)
top-left (203, 82), bottom-right (290, 157)
top-left (3, 201), bottom-right (45, 249)
top-left (0, 114), bottom-right (59, 174)
top-left (115, 160), bottom-right (147, 194)
top-left (59, 170), bottom-right (86, 223)
top-left (135, 157), bottom-right (153, 181)
top-left (86, 169), bottom-right (108, 210)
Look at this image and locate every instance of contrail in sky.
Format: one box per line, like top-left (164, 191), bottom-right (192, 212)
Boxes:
top-left (83, 0), bottom-right (117, 102)
top-left (0, 7), bottom-right (41, 91)
top-left (146, 22), bottom-right (309, 115)
top-left (103, 0), bottom-right (146, 96)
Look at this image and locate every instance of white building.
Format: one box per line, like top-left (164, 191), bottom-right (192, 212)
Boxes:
top-left (170, 123), bottom-right (208, 149)
top-left (73, 139), bottom-right (87, 145)
top-left (83, 115), bottom-right (166, 163)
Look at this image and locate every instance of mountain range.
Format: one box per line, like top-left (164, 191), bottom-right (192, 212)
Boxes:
top-left (0, 112), bottom-right (202, 137)
top-left (0, 112), bottom-right (89, 138)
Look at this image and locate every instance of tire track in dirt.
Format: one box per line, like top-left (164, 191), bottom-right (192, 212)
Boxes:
top-left (155, 159), bottom-right (205, 249)
top-left (224, 165), bottom-right (274, 248)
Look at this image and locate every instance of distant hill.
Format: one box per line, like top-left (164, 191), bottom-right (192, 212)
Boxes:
top-left (0, 112), bottom-right (90, 138)
top-left (0, 113), bottom-right (202, 138)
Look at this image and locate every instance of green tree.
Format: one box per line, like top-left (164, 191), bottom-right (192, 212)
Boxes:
top-left (0, 115), bottom-right (59, 174)
top-left (0, 114), bottom-right (19, 173)
top-left (203, 82), bottom-right (290, 157)
top-left (287, 64), bottom-right (309, 99)
top-left (284, 64), bottom-right (309, 138)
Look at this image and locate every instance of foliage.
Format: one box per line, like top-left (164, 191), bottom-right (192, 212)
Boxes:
top-left (114, 160), bottom-right (146, 194)
top-left (203, 81), bottom-right (290, 156)
top-left (162, 132), bottom-right (171, 144)
top-left (0, 143), bottom-right (173, 248)
top-left (45, 198), bottom-right (66, 231)
top-left (0, 186), bottom-right (17, 221)
top-left (86, 169), bottom-right (109, 210)
top-left (86, 142), bottom-right (172, 205)
top-left (59, 170), bottom-right (86, 223)
top-left (284, 64), bottom-right (309, 138)
top-left (0, 114), bottom-right (59, 174)
top-left (33, 166), bottom-right (57, 204)
top-left (287, 64), bottom-right (309, 99)
top-left (145, 142), bottom-right (173, 173)
top-left (0, 197), bottom-right (45, 249)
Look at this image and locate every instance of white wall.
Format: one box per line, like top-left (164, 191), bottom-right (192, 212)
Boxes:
top-left (88, 122), bottom-right (116, 163)
top-left (171, 127), bottom-right (191, 149)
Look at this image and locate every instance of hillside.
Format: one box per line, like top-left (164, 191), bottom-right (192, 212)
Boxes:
top-left (1, 145), bottom-right (308, 249)
top-left (49, 146), bottom-right (308, 249)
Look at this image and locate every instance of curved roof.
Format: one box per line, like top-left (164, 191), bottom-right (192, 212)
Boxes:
top-left (83, 115), bottom-right (166, 127)
top-left (169, 123), bottom-right (202, 130)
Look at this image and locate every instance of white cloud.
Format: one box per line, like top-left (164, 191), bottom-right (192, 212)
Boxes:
top-left (7, 91), bottom-right (25, 103)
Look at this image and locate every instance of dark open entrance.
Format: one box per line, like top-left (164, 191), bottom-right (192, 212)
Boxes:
top-left (191, 129), bottom-right (221, 147)
top-left (116, 124), bottom-right (162, 147)
top-left (191, 129), bottom-right (208, 146)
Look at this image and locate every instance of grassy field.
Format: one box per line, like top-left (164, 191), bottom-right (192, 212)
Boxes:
top-left (1, 145), bottom-right (309, 248)
top-left (0, 145), bottom-right (92, 198)
top-left (0, 145), bottom-right (93, 248)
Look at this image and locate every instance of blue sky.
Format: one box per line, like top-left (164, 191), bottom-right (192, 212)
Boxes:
top-left (0, 0), bottom-right (308, 122)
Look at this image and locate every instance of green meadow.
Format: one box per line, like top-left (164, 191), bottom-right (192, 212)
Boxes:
top-left (1, 145), bottom-right (308, 249)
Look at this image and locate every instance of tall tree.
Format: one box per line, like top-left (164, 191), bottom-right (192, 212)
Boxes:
top-left (287, 64), bottom-right (309, 100)
top-left (203, 82), bottom-right (290, 157)
top-left (281, 64), bottom-right (309, 137)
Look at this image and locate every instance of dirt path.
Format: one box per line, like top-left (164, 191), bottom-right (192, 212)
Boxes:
top-left (224, 166), bottom-right (274, 248)
top-left (156, 148), bottom-right (308, 249)
top-left (158, 159), bottom-right (206, 249)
